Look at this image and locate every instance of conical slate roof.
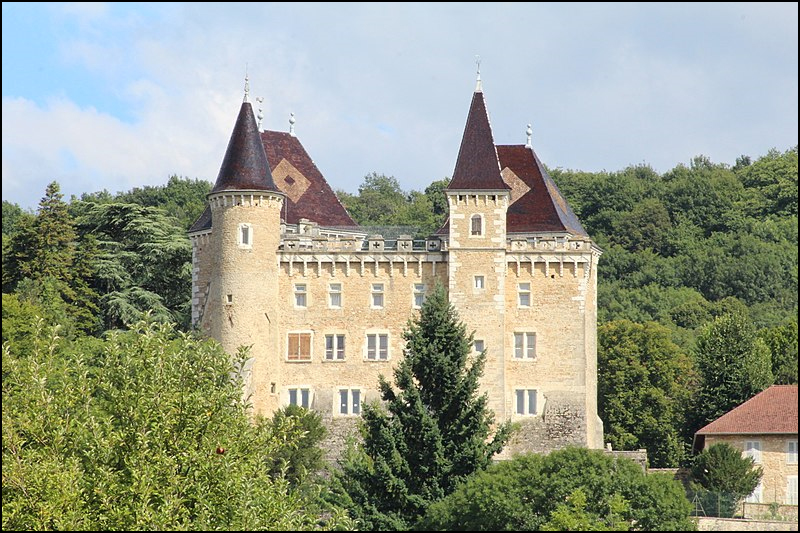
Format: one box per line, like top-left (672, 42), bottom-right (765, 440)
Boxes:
top-left (210, 101), bottom-right (279, 194)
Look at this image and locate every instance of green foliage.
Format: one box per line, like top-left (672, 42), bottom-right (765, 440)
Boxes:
top-left (692, 312), bottom-right (774, 432)
top-left (332, 284), bottom-right (512, 530)
top-left (2, 200), bottom-right (27, 236)
top-left (759, 320), bottom-right (798, 384)
top-left (598, 320), bottom-right (697, 467)
top-left (690, 443), bottom-right (763, 517)
top-left (2, 315), bottom-right (352, 531)
top-left (420, 447), bottom-right (696, 531)
top-left (268, 404), bottom-right (328, 486)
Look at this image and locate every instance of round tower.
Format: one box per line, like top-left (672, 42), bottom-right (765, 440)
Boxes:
top-left (204, 93), bottom-right (285, 415)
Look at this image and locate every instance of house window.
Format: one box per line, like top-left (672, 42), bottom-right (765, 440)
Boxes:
top-left (338, 388), bottom-right (362, 416)
top-left (515, 389), bottom-right (538, 415)
top-left (788, 440), bottom-right (798, 464)
top-left (329, 283), bottom-right (342, 308)
top-left (788, 476), bottom-right (798, 505)
top-left (744, 441), bottom-right (762, 464)
top-left (513, 332), bottom-right (537, 359)
top-left (470, 214), bottom-right (483, 236)
top-left (474, 275), bottom-right (485, 290)
top-left (287, 332), bottom-right (312, 361)
top-left (325, 334), bottom-right (345, 360)
top-left (371, 283), bottom-right (384, 308)
top-left (238, 223), bottom-right (252, 248)
top-left (366, 333), bottom-right (389, 360)
top-left (518, 282), bottom-right (531, 307)
top-left (474, 339), bottom-right (485, 353)
top-left (745, 480), bottom-right (763, 504)
top-left (294, 283), bottom-right (307, 308)
top-left (413, 284), bottom-right (426, 308)
top-left (287, 387), bottom-right (311, 409)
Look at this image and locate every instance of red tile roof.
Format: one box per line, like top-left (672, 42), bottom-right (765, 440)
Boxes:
top-left (261, 131), bottom-right (357, 227)
top-left (696, 385), bottom-right (798, 435)
top-left (211, 102), bottom-right (279, 194)
top-left (446, 90), bottom-right (509, 191)
top-left (498, 145), bottom-right (588, 236)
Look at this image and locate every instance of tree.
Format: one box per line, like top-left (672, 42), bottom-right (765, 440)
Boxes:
top-left (268, 404), bottom-right (328, 486)
top-left (420, 447), bottom-right (695, 531)
top-left (2, 316), bottom-right (352, 531)
top-left (598, 320), bottom-right (697, 467)
top-left (331, 284), bottom-right (512, 530)
top-left (759, 320), bottom-right (798, 384)
top-left (692, 312), bottom-right (774, 432)
top-left (690, 443), bottom-right (763, 517)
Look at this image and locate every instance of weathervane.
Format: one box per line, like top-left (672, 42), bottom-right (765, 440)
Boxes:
top-left (289, 112), bottom-right (296, 136)
top-left (475, 55), bottom-right (482, 91)
top-left (256, 97), bottom-right (264, 130)
top-left (526, 124), bottom-right (532, 148)
top-left (243, 64), bottom-right (250, 103)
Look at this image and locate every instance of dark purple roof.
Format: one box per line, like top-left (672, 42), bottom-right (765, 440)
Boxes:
top-left (210, 101), bottom-right (279, 194)
top-left (188, 205), bottom-right (212, 233)
top-left (498, 145), bottom-right (588, 236)
top-left (446, 90), bottom-right (508, 191)
top-left (261, 131), bottom-right (357, 227)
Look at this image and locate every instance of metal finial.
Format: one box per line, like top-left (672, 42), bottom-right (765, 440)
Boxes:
top-left (256, 96), bottom-right (264, 130)
top-left (289, 112), bottom-right (296, 136)
top-left (243, 66), bottom-right (250, 103)
top-left (475, 55), bottom-right (482, 92)
top-left (526, 124), bottom-right (532, 148)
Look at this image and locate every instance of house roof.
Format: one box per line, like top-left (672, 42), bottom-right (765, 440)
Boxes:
top-left (498, 145), bottom-right (588, 236)
top-left (261, 130), bottom-right (357, 227)
top-left (696, 385), bottom-right (798, 435)
top-left (446, 90), bottom-right (508, 191)
top-left (210, 101), bottom-right (279, 194)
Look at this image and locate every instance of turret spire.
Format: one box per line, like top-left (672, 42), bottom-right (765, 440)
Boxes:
top-left (475, 55), bottom-right (482, 92)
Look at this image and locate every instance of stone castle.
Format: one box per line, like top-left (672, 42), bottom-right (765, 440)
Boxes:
top-left (188, 77), bottom-right (603, 456)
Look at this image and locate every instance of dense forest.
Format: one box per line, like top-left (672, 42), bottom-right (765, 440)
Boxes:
top-left (3, 146), bottom-right (797, 528)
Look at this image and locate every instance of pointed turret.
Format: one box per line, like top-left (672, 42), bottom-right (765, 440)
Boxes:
top-left (446, 88), bottom-right (508, 191)
top-left (211, 101), bottom-right (279, 193)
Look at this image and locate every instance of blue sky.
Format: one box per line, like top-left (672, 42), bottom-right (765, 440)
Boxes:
top-left (2, 2), bottom-right (797, 210)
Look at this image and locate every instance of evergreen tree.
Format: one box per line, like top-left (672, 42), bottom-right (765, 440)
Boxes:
top-left (690, 443), bottom-right (763, 517)
top-left (332, 284), bottom-right (512, 530)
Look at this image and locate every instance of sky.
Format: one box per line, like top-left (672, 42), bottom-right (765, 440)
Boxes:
top-left (2, 2), bottom-right (798, 211)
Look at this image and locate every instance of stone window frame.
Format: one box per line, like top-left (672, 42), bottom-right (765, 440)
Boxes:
top-left (473, 339), bottom-right (485, 354)
top-left (470, 214), bottom-right (484, 237)
top-left (285, 386), bottom-right (313, 409)
top-left (336, 387), bottom-right (363, 416)
top-left (787, 475), bottom-right (798, 505)
top-left (237, 222), bottom-right (253, 249)
top-left (294, 283), bottom-right (308, 308)
top-left (518, 282), bottom-right (531, 308)
top-left (744, 440), bottom-right (762, 464)
top-left (365, 330), bottom-right (390, 361)
top-left (413, 283), bottom-right (426, 309)
top-left (512, 331), bottom-right (537, 360)
top-left (371, 282), bottom-right (385, 309)
top-left (324, 333), bottom-right (346, 361)
top-left (286, 331), bottom-right (313, 362)
top-left (474, 275), bottom-right (485, 290)
top-left (788, 439), bottom-right (798, 465)
top-left (514, 388), bottom-right (538, 416)
top-left (329, 282), bottom-right (343, 309)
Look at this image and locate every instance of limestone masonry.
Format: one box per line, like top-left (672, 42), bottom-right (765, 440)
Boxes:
top-left (188, 79), bottom-right (604, 456)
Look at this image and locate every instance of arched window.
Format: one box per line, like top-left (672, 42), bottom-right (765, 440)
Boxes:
top-left (470, 214), bottom-right (483, 236)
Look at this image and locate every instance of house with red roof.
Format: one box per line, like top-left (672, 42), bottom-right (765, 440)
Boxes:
top-left (695, 385), bottom-right (799, 507)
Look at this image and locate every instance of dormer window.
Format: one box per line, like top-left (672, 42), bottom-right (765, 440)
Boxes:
top-left (470, 214), bottom-right (483, 236)
top-left (238, 223), bottom-right (252, 248)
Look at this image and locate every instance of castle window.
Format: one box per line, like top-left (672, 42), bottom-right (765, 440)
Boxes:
top-left (366, 333), bottom-right (389, 360)
top-left (226, 294), bottom-right (233, 304)
top-left (325, 334), bottom-right (346, 360)
top-left (518, 282), bottom-right (531, 307)
top-left (513, 332), bottom-right (536, 359)
top-left (287, 387), bottom-right (311, 409)
top-left (515, 389), bottom-right (538, 415)
top-left (338, 388), bottom-right (362, 416)
top-left (474, 339), bottom-right (485, 354)
top-left (371, 283), bottom-right (385, 308)
top-left (744, 440), bottom-right (762, 464)
top-left (474, 275), bottom-right (485, 290)
top-left (789, 440), bottom-right (798, 464)
top-left (329, 283), bottom-right (342, 308)
top-left (413, 284), bottom-right (426, 308)
top-left (470, 214), bottom-right (483, 236)
top-left (238, 223), bottom-right (252, 248)
top-left (294, 284), bottom-right (307, 308)
top-left (287, 332), bottom-right (312, 361)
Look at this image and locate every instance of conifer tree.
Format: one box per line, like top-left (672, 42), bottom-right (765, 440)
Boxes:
top-left (333, 284), bottom-right (512, 530)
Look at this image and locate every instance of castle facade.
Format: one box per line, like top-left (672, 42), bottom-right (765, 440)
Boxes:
top-left (189, 79), bottom-right (603, 456)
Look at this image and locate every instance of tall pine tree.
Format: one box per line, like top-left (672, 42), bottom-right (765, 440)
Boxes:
top-left (332, 284), bottom-right (512, 530)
